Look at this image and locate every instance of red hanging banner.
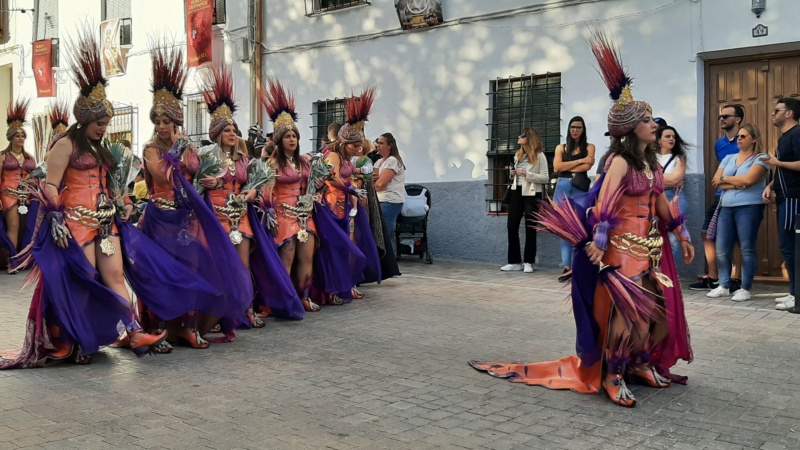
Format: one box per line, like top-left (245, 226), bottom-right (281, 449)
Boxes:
top-left (186, 0), bottom-right (214, 67)
top-left (32, 39), bottom-right (56, 98)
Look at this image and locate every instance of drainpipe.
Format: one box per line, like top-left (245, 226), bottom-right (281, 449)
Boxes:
top-left (249, 0), bottom-right (263, 128)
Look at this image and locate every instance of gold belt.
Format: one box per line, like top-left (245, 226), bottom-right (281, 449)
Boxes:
top-left (213, 195), bottom-right (247, 244)
top-left (153, 198), bottom-right (178, 210)
top-left (277, 196), bottom-right (314, 242)
top-left (65, 204), bottom-right (116, 228)
top-left (609, 229), bottom-right (673, 288)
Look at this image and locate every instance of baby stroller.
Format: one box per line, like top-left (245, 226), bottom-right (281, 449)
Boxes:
top-left (395, 184), bottom-right (432, 264)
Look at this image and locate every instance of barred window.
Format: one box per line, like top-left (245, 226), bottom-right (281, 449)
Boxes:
top-left (34, 0), bottom-right (58, 41)
top-left (184, 94), bottom-right (209, 145)
top-left (311, 98), bottom-right (346, 152)
top-left (107, 103), bottom-right (139, 155)
top-left (213, 0), bottom-right (226, 25)
top-left (305, 0), bottom-right (369, 16)
top-left (486, 73), bottom-right (561, 214)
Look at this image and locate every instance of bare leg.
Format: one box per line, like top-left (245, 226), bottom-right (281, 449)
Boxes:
top-left (278, 239), bottom-right (296, 274)
top-left (702, 233), bottom-right (718, 279)
top-left (295, 234), bottom-right (319, 312)
top-left (5, 206), bottom-right (20, 249)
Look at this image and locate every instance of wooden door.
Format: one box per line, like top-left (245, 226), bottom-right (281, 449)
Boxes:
top-left (706, 55), bottom-right (800, 280)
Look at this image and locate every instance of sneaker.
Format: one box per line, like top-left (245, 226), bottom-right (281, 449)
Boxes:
top-left (706, 286), bottom-right (730, 298)
top-left (729, 279), bottom-right (742, 293)
top-left (500, 264), bottom-right (523, 271)
top-left (523, 263), bottom-right (534, 273)
top-left (775, 294), bottom-right (795, 304)
top-left (689, 277), bottom-right (719, 291)
top-left (557, 268), bottom-right (573, 282)
top-left (776, 297), bottom-right (796, 311)
top-left (731, 289), bottom-right (751, 302)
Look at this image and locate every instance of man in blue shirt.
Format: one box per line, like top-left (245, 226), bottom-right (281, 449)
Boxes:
top-left (690, 104), bottom-right (744, 290)
top-left (763, 98), bottom-right (800, 312)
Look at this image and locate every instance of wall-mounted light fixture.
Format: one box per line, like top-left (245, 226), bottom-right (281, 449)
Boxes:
top-left (751, 0), bottom-right (766, 18)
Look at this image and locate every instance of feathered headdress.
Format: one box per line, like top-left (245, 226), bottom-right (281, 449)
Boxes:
top-left (69, 26), bottom-right (114, 124)
top-left (6, 98), bottom-right (30, 141)
top-left (260, 77), bottom-right (298, 142)
top-left (338, 85), bottom-right (377, 144)
top-left (48, 99), bottom-right (70, 136)
top-left (149, 41), bottom-right (187, 126)
top-left (201, 64), bottom-right (237, 142)
top-left (589, 29), bottom-right (650, 137)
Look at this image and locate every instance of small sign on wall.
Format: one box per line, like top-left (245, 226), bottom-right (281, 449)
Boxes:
top-left (752, 24), bottom-right (768, 38)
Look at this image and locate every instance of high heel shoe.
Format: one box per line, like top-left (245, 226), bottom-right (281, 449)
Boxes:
top-left (351, 287), bottom-right (364, 299)
top-left (176, 328), bottom-right (210, 349)
top-left (329, 294), bottom-right (345, 306)
top-left (70, 346), bottom-right (94, 365)
top-left (128, 329), bottom-right (168, 358)
top-left (256, 306), bottom-right (271, 319)
top-left (246, 307), bottom-right (265, 328)
top-left (603, 374), bottom-right (636, 407)
top-left (302, 298), bottom-right (321, 312)
top-left (628, 364), bottom-right (671, 388)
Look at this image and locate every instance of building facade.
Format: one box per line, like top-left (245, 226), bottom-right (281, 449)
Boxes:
top-left (1, 0), bottom-right (798, 279)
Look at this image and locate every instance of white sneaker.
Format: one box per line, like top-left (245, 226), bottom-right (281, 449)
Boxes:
top-left (776, 298), bottom-right (795, 311)
top-left (523, 263), bottom-right (534, 273)
top-left (500, 264), bottom-right (523, 271)
top-left (731, 289), bottom-right (751, 302)
top-left (706, 286), bottom-right (730, 298)
top-left (775, 294), bottom-right (795, 304)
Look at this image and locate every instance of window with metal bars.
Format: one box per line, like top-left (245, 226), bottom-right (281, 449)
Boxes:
top-left (213, 0), bottom-right (226, 25)
top-left (184, 94), bottom-right (209, 145)
top-left (102, 1), bottom-right (132, 46)
top-left (305, 0), bottom-right (370, 16)
top-left (486, 73), bottom-right (561, 215)
top-left (311, 98), bottom-right (346, 152)
top-left (107, 103), bottom-right (139, 155)
top-left (34, 0), bottom-right (58, 41)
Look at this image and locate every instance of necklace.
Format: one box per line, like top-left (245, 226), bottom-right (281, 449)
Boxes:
top-left (12, 152), bottom-right (24, 165)
top-left (226, 151), bottom-right (236, 176)
top-left (643, 162), bottom-right (654, 187)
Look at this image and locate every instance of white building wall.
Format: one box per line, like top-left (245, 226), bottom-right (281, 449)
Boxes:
top-left (262, 0), bottom-right (800, 183)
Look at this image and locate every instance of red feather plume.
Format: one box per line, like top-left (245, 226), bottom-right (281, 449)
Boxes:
top-left (48, 99), bottom-right (70, 129)
top-left (150, 41), bottom-right (187, 99)
top-left (6, 98), bottom-right (30, 126)
top-left (201, 64), bottom-right (236, 115)
top-left (344, 85), bottom-right (377, 125)
top-left (260, 77), bottom-right (297, 123)
top-left (68, 25), bottom-right (107, 97)
top-left (588, 28), bottom-right (632, 102)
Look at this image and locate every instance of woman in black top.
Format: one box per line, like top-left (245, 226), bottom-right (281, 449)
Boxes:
top-left (551, 116), bottom-right (595, 282)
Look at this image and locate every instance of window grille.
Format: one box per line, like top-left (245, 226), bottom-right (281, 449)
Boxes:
top-left (305, 0), bottom-right (370, 16)
top-left (310, 98), bottom-right (346, 152)
top-left (185, 94), bottom-right (209, 145)
top-left (107, 103), bottom-right (139, 156)
top-left (102, 0), bottom-right (131, 20)
top-left (213, 0), bottom-right (226, 25)
top-left (486, 73), bottom-right (561, 214)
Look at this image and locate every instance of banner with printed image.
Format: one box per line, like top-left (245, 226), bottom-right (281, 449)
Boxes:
top-left (186, 0), bottom-right (214, 67)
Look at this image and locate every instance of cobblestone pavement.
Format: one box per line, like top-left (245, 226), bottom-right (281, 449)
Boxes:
top-left (1, 259), bottom-right (799, 449)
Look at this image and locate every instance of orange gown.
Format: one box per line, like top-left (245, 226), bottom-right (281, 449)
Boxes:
top-left (272, 160), bottom-right (317, 246)
top-left (207, 155), bottom-right (253, 238)
top-left (0, 151), bottom-right (35, 211)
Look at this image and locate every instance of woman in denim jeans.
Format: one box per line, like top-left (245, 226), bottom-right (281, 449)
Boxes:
top-left (656, 126), bottom-right (689, 262)
top-left (552, 116), bottom-right (595, 282)
top-left (707, 124), bottom-right (769, 302)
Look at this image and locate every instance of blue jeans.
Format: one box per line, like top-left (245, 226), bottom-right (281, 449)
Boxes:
top-left (553, 177), bottom-right (586, 268)
top-left (777, 199), bottom-right (797, 296)
top-left (716, 204), bottom-right (764, 290)
top-left (381, 202), bottom-right (403, 253)
top-left (664, 188), bottom-right (688, 261)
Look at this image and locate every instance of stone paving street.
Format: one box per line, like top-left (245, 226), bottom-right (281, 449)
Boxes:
top-left (1, 259), bottom-right (800, 449)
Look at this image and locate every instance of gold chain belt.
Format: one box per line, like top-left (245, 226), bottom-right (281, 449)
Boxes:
top-left (213, 195), bottom-right (247, 244)
top-left (277, 199), bottom-right (314, 242)
top-left (609, 230), bottom-right (673, 288)
top-left (152, 197), bottom-right (178, 210)
top-left (65, 195), bottom-right (117, 256)
top-left (3, 186), bottom-right (29, 202)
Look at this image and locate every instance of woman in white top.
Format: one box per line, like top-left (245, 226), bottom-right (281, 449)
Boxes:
top-left (656, 125), bottom-right (688, 262)
top-left (374, 133), bottom-right (406, 251)
top-left (501, 128), bottom-right (549, 273)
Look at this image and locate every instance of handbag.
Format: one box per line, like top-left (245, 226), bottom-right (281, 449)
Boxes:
top-left (706, 202), bottom-right (722, 241)
top-left (501, 183), bottom-right (513, 205)
top-left (570, 172), bottom-right (591, 192)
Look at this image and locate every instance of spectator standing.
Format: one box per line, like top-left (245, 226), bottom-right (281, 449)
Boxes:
top-left (690, 104), bottom-right (744, 291)
top-left (762, 98), bottom-right (800, 311)
top-left (500, 128), bottom-right (548, 273)
top-left (707, 124), bottom-right (769, 301)
top-left (374, 133), bottom-right (406, 253)
top-left (246, 124), bottom-right (262, 159)
top-left (656, 125), bottom-right (689, 261)
top-left (552, 116), bottom-right (595, 282)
